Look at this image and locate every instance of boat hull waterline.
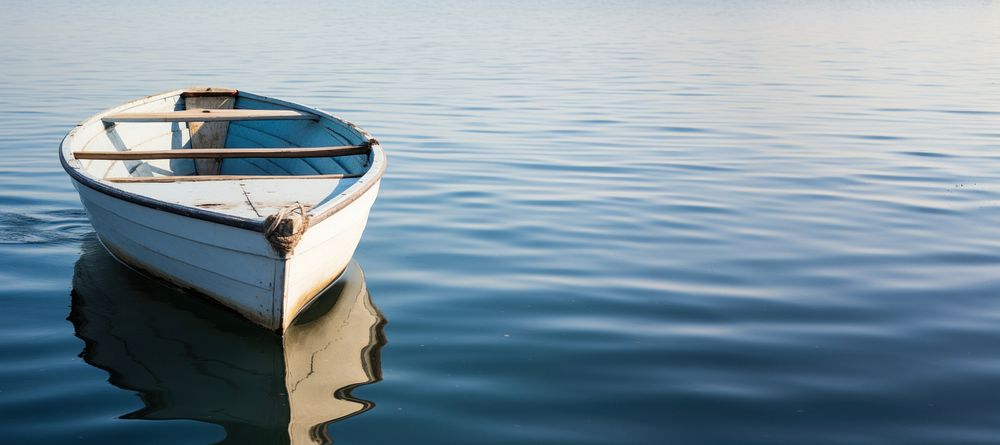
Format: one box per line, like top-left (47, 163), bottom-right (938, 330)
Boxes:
top-left (60, 88), bottom-right (386, 332)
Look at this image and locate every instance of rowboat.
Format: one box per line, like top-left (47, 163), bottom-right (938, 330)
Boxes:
top-left (60, 87), bottom-right (386, 332)
top-left (70, 235), bottom-right (385, 444)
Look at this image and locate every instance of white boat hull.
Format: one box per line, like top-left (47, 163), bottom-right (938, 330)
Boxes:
top-left (73, 177), bottom-right (380, 332)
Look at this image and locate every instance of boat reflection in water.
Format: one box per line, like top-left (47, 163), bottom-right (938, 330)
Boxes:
top-left (69, 236), bottom-right (386, 445)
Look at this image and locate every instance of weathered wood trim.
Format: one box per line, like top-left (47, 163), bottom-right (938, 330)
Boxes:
top-left (308, 140), bottom-right (386, 226)
top-left (105, 173), bottom-right (365, 183)
top-left (103, 109), bottom-right (317, 123)
top-left (74, 145), bottom-right (370, 160)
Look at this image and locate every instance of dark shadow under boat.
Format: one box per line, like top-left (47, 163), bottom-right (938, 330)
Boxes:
top-left (68, 235), bottom-right (386, 445)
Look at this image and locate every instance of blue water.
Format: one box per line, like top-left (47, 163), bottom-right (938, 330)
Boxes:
top-left (2, 1), bottom-right (1000, 443)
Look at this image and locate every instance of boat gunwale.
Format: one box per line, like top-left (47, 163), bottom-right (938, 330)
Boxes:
top-left (60, 88), bottom-right (386, 233)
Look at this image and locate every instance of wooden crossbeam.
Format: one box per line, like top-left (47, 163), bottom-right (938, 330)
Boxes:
top-left (105, 173), bottom-right (365, 183)
top-left (73, 145), bottom-right (370, 160)
top-left (102, 109), bottom-right (317, 123)
top-left (182, 87), bottom-right (238, 97)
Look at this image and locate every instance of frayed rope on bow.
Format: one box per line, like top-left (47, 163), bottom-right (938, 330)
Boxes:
top-left (264, 202), bottom-right (310, 257)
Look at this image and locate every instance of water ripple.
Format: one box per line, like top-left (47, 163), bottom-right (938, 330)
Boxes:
top-left (0, 209), bottom-right (90, 245)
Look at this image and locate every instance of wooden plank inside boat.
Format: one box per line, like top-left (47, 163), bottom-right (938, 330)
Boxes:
top-left (73, 145), bottom-right (369, 160)
top-left (186, 95), bottom-right (235, 175)
top-left (181, 87), bottom-right (239, 97)
top-left (102, 109), bottom-right (317, 123)
top-left (104, 173), bottom-right (365, 183)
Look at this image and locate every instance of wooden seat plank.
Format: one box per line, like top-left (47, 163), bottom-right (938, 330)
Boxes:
top-left (105, 173), bottom-right (365, 183)
top-left (74, 145), bottom-right (370, 160)
top-left (182, 87), bottom-right (239, 97)
top-left (102, 109), bottom-right (317, 123)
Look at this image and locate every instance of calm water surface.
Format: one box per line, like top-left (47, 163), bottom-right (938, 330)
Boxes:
top-left (2, 1), bottom-right (1000, 444)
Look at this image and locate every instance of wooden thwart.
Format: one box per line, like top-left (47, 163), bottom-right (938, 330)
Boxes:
top-left (105, 173), bottom-right (365, 183)
top-left (102, 109), bottom-right (317, 123)
top-left (182, 87), bottom-right (239, 97)
top-left (74, 145), bottom-right (370, 160)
